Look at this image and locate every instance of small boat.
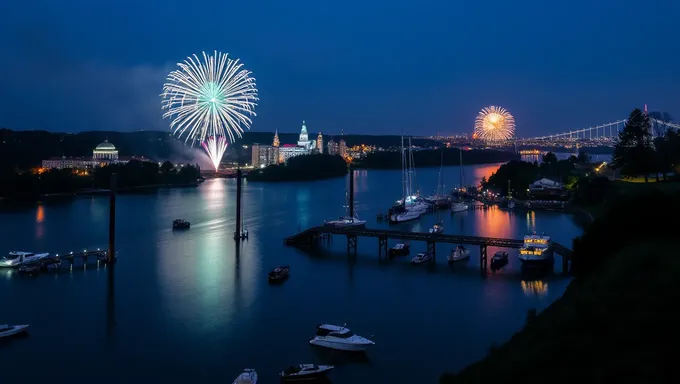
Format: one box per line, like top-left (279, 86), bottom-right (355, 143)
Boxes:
top-left (0, 324), bottom-right (29, 339)
top-left (429, 222), bottom-right (444, 234)
top-left (280, 364), bottom-right (334, 381)
top-left (492, 251), bottom-right (509, 264)
top-left (411, 252), bottom-right (432, 264)
top-left (519, 233), bottom-right (553, 266)
top-left (450, 201), bottom-right (468, 213)
top-left (324, 215), bottom-right (367, 228)
top-left (448, 245), bottom-right (470, 262)
top-left (18, 263), bottom-right (41, 275)
top-left (232, 369), bottom-right (257, 384)
top-left (309, 324), bottom-right (375, 352)
top-left (0, 251), bottom-right (50, 268)
top-left (172, 219), bottom-right (190, 230)
top-left (268, 266), bottom-right (290, 282)
top-left (389, 243), bottom-right (410, 257)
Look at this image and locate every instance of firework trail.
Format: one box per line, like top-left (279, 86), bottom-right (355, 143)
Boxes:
top-left (474, 106), bottom-right (515, 142)
top-left (201, 136), bottom-right (228, 171)
top-left (161, 51), bottom-right (259, 144)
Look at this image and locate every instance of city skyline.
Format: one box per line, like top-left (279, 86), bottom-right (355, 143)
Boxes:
top-left (0, 0), bottom-right (678, 137)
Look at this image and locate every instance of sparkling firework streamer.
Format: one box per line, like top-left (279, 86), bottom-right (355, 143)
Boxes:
top-left (474, 106), bottom-right (515, 142)
top-left (201, 136), bottom-right (228, 171)
top-left (161, 51), bottom-right (259, 144)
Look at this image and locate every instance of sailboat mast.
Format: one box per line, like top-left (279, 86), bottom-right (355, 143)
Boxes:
top-left (401, 134), bottom-right (406, 205)
top-left (459, 148), bottom-right (463, 190)
top-left (439, 149), bottom-right (444, 195)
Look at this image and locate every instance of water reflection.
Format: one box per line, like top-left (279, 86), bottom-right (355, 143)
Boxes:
top-left (521, 280), bottom-right (548, 297)
top-left (526, 211), bottom-right (536, 233)
top-left (469, 163), bottom-right (503, 185)
top-left (474, 206), bottom-right (513, 239)
top-left (36, 204), bottom-right (45, 239)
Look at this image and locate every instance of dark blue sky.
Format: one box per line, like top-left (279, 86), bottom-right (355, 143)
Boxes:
top-left (0, 0), bottom-right (677, 137)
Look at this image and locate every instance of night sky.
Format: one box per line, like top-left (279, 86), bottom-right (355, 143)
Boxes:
top-left (0, 0), bottom-right (677, 137)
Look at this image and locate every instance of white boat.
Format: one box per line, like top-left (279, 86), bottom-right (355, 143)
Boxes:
top-left (448, 245), bottom-right (470, 262)
top-left (280, 364), bottom-right (334, 381)
top-left (324, 215), bottom-right (366, 228)
top-left (411, 252), bottom-right (432, 264)
top-left (519, 233), bottom-right (553, 265)
top-left (232, 369), bottom-right (257, 384)
top-left (429, 223), bottom-right (444, 234)
top-left (309, 324), bottom-right (375, 352)
top-left (390, 209), bottom-right (422, 223)
top-left (450, 201), bottom-right (468, 213)
top-left (0, 252), bottom-right (50, 268)
top-left (390, 136), bottom-right (425, 223)
top-left (0, 324), bottom-right (29, 339)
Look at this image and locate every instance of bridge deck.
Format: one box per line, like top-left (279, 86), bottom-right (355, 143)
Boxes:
top-left (285, 226), bottom-right (573, 258)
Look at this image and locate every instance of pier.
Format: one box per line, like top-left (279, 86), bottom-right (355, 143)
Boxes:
top-left (285, 226), bottom-right (573, 275)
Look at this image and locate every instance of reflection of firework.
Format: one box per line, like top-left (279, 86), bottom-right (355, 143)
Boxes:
top-left (161, 51), bottom-right (258, 144)
top-left (474, 106), bottom-right (515, 142)
top-left (201, 136), bottom-right (228, 171)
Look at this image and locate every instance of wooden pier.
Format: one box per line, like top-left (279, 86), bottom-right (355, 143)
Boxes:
top-left (285, 226), bottom-right (573, 275)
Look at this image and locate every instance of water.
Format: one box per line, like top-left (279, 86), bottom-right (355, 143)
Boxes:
top-left (0, 163), bottom-right (581, 384)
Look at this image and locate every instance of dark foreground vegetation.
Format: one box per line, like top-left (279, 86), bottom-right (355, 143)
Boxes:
top-left (441, 188), bottom-right (679, 383)
top-left (354, 148), bottom-right (517, 169)
top-left (246, 154), bottom-right (348, 182)
top-left (0, 160), bottom-right (200, 201)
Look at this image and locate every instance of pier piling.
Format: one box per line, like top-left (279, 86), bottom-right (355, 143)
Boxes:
top-left (234, 168), bottom-right (242, 241)
top-left (348, 164), bottom-right (354, 218)
top-left (479, 244), bottom-right (488, 277)
top-left (108, 173), bottom-right (117, 264)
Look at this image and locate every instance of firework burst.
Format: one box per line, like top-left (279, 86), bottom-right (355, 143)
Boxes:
top-left (161, 51), bottom-right (258, 144)
top-left (201, 136), bottom-right (228, 171)
top-left (474, 106), bottom-right (515, 142)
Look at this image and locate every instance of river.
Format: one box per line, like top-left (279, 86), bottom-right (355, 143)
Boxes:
top-left (0, 162), bottom-right (582, 383)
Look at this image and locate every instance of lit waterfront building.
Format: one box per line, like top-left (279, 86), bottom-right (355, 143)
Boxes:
top-left (316, 132), bottom-right (324, 154)
top-left (327, 139), bottom-right (338, 155)
top-left (272, 129), bottom-right (280, 147)
top-left (251, 144), bottom-right (279, 168)
top-left (252, 121), bottom-right (316, 167)
top-left (42, 140), bottom-right (128, 170)
top-left (296, 121), bottom-right (315, 150)
top-left (339, 138), bottom-right (347, 158)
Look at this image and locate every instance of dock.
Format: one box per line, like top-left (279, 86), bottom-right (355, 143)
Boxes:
top-left (285, 226), bottom-right (573, 275)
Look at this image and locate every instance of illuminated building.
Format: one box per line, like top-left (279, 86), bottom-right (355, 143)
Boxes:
top-left (296, 121), bottom-right (315, 150)
top-left (272, 129), bottom-right (280, 147)
top-left (251, 144), bottom-right (279, 168)
top-left (41, 140), bottom-right (128, 170)
top-left (316, 132), bottom-right (324, 154)
top-left (338, 138), bottom-right (347, 158)
top-left (327, 139), bottom-right (338, 155)
top-left (92, 140), bottom-right (119, 160)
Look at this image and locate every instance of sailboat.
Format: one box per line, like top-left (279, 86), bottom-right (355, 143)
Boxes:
top-left (390, 137), bottom-right (426, 223)
top-left (451, 148), bottom-right (469, 213)
top-left (324, 190), bottom-right (367, 228)
top-left (425, 149), bottom-right (452, 209)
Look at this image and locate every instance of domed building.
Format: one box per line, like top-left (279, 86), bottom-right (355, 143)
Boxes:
top-left (93, 140), bottom-right (119, 161)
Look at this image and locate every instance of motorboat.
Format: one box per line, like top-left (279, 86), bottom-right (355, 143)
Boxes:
top-left (172, 219), bottom-right (190, 230)
top-left (448, 245), bottom-right (470, 262)
top-left (0, 251), bottom-right (50, 268)
top-left (450, 201), bottom-right (468, 213)
top-left (309, 324), bottom-right (375, 352)
top-left (519, 233), bottom-right (553, 265)
top-left (280, 364), bottom-right (334, 381)
top-left (232, 369), bottom-right (257, 384)
top-left (268, 266), bottom-right (290, 283)
top-left (429, 223), bottom-right (444, 234)
top-left (389, 208), bottom-right (422, 223)
top-left (0, 324), bottom-right (29, 339)
top-left (492, 251), bottom-right (509, 264)
top-left (324, 215), bottom-right (367, 228)
top-left (411, 252), bottom-right (432, 264)
top-left (389, 243), bottom-right (410, 257)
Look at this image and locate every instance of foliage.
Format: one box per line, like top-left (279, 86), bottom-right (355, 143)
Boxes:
top-left (355, 148), bottom-right (518, 169)
top-left (573, 176), bottom-right (613, 206)
top-left (482, 152), bottom-right (576, 197)
top-left (612, 109), bottom-right (655, 182)
top-left (246, 154), bottom-right (348, 182)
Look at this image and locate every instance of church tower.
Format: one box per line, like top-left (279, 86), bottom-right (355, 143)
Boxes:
top-left (297, 120), bottom-right (313, 150)
top-left (316, 132), bottom-right (324, 154)
top-left (273, 129), bottom-right (280, 147)
top-left (299, 121), bottom-right (308, 142)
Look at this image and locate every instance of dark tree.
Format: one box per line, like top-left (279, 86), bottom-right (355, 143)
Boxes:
top-left (160, 161), bottom-right (175, 174)
top-left (613, 109), bottom-right (654, 182)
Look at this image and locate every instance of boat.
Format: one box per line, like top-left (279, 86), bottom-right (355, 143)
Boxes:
top-left (390, 136), bottom-right (426, 223)
top-left (450, 201), bottom-right (468, 213)
top-left (18, 263), bottom-right (41, 275)
top-left (268, 265), bottom-right (290, 282)
top-left (235, 218), bottom-right (249, 239)
top-left (172, 219), bottom-right (190, 230)
top-left (309, 324), bottom-right (375, 352)
top-left (389, 243), bottom-right (410, 257)
top-left (280, 364), bottom-right (334, 381)
top-left (508, 200), bottom-right (516, 209)
top-left (411, 252), bottom-right (432, 264)
top-left (325, 190), bottom-right (367, 228)
top-left (429, 223), bottom-right (444, 234)
top-left (424, 149), bottom-right (452, 208)
top-left (0, 324), bottom-right (29, 339)
top-left (492, 251), bottom-right (509, 264)
top-left (0, 251), bottom-right (50, 268)
top-left (448, 245), bottom-right (470, 262)
top-left (519, 233), bottom-right (553, 265)
top-left (232, 369), bottom-right (257, 384)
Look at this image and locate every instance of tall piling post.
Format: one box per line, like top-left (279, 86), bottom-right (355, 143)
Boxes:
top-left (234, 168), bottom-right (242, 241)
top-left (348, 164), bottom-right (354, 218)
top-left (108, 173), bottom-right (117, 264)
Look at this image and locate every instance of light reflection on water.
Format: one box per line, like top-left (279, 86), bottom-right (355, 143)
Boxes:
top-left (521, 280), bottom-right (549, 297)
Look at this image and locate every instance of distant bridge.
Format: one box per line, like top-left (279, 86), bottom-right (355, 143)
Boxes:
top-left (522, 117), bottom-right (680, 142)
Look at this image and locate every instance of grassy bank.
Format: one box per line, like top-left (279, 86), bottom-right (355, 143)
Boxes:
top-left (440, 240), bottom-right (678, 383)
top-left (579, 179), bottom-right (680, 218)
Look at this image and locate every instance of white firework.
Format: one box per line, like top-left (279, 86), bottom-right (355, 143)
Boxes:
top-left (474, 106), bottom-right (515, 142)
top-left (161, 51), bottom-right (258, 144)
top-left (201, 136), bottom-right (228, 172)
